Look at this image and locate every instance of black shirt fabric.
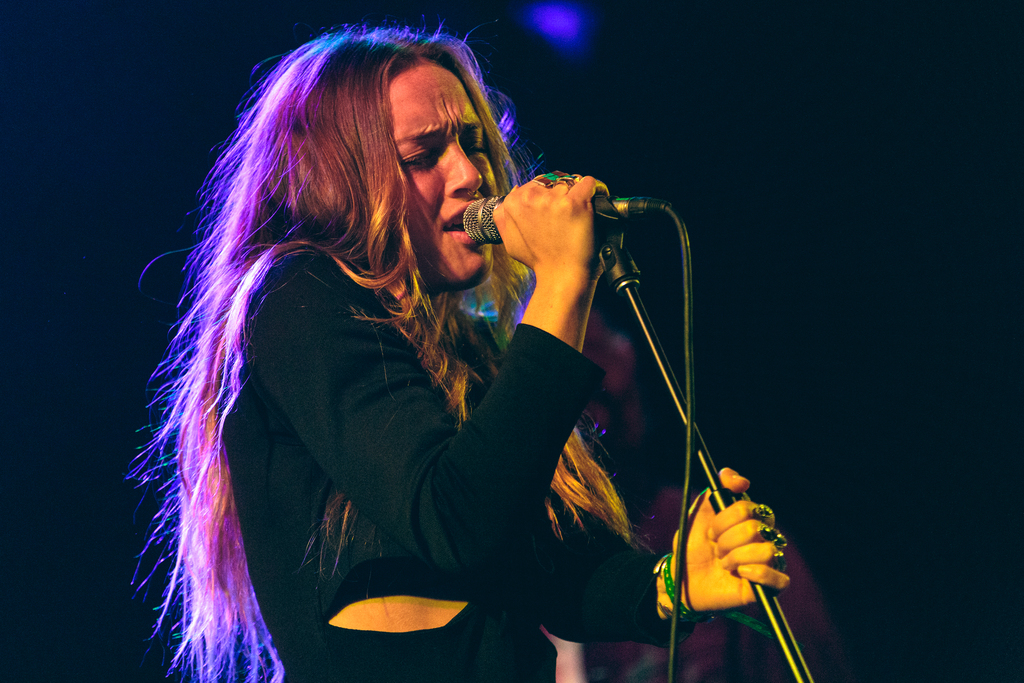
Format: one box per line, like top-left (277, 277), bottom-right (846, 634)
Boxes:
top-left (223, 252), bottom-right (685, 682)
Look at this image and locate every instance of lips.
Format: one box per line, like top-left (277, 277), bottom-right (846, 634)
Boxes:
top-left (443, 222), bottom-right (477, 245)
top-left (442, 202), bottom-right (477, 232)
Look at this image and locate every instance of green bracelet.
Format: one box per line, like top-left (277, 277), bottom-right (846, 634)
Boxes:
top-left (656, 554), bottom-right (716, 623)
top-left (656, 554), bottom-right (791, 643)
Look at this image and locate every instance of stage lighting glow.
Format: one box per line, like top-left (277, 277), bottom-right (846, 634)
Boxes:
top-left (515, 1), bottom-right (599, 63)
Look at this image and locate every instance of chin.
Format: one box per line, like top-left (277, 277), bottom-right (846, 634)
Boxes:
top-left (425, 253), bottom-right (492, 293)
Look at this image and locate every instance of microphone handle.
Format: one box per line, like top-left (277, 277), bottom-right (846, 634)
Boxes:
top-left (461, 194), bottom-right (674, 245)
top-left (592, 195), bottom-right (672, 220)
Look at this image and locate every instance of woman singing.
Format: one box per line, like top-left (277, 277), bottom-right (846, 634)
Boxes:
top-left (136, 24), bottom-right (788, 683)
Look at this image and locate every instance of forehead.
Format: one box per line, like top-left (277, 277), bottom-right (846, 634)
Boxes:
top-left (389, 62), bottom-right (480, 140)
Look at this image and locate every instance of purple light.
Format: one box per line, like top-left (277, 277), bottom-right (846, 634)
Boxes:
top-left (533, 4), bottom-right (583, 42)
top-left (515, 1), bottom-right (600, 63)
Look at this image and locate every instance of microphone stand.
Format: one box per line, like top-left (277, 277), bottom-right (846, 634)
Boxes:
top-left (595, 207), bottom-right (815, 683)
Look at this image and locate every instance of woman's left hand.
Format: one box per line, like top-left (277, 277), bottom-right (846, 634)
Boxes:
top-left (658, 468), bottom-right (790, 618)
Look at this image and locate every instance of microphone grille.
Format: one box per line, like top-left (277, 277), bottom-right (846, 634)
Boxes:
top-left (463, 196), bottom-right (503, 244)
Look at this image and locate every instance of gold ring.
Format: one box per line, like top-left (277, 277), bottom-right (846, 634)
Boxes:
top-left (773, 549), bottom-right (787, 573)
top-left (758, 523), bottom-right (788, 549)
top-left (752, 504), bottom-right (776, 528)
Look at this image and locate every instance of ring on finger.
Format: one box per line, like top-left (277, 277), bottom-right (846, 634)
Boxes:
top-left (751, 504), bottom-right (775, 528)
top-left (532, 171), bottom-right (583, 189)
top-left (757, 523), bottom-right (788, 549)
top-left (773, 549), bottom-right (787, 573)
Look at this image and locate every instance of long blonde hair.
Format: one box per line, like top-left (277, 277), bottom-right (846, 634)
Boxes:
top-left (134, 24), bottom-right (632, 683)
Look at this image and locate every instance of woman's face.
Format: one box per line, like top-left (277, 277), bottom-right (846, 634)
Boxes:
top-left (390, 62), bottom-right (496, 292)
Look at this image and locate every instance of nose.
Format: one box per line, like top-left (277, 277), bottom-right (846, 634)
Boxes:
top-left (445, 143), bottom-right (483, 198)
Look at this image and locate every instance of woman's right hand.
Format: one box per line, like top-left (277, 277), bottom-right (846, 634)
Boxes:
top-left (495, 175), bottom-right (606, 285)
top-left (494, 175), bottom-right (608, 350)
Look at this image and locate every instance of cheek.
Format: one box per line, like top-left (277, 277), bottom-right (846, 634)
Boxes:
top-left (404, 173), bottom-right (444, 240)
top-left (407, 171), bottom-right (445, 207)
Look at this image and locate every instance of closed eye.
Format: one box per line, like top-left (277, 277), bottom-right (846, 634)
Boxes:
top-left (460, 125), bottom-right (488, 156)
top-left (401, 147), bottom-right (443, 168)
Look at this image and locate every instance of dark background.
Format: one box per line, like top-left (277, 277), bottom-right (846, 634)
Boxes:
top-left (2, 1), bottom-right (1020, 681)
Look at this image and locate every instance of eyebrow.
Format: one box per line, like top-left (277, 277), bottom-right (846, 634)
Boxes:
top-left (396, 122), bottom-right (483, 147)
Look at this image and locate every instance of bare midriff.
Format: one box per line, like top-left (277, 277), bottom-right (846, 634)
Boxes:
top-left (329, 596), bottom-right (469, 632)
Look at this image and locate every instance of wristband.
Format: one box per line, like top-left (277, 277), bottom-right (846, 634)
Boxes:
top-left (655, 554), bottom-right (716, 623)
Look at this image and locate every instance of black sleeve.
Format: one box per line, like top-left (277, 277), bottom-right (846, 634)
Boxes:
top-left (505, 513), bottom-right (693, 646)
top-left (245, 253), bottom-right (605, 573)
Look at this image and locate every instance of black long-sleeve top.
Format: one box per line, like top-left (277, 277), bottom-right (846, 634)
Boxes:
top-left (223, 252), bottom-right (685, 682)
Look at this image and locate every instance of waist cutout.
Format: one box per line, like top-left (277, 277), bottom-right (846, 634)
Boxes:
top-left (330, 596), bottom-right (470, 632)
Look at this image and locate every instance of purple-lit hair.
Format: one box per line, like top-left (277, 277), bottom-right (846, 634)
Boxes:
top-left (134, 24), bottom-right (630, 683)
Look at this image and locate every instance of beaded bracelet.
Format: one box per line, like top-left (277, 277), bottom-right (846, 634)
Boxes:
top-left (655, 554), bottom-right (716, 623)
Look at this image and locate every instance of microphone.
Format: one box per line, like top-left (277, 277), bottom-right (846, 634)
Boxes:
top-left (461, 194), bottom-right (673, 244)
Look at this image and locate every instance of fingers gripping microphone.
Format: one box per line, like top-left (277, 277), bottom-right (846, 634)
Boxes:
top-left (461, 195), bottom-right (673, 245)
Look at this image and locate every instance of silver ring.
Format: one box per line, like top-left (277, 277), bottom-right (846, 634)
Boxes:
top-left (531, 171), bottom-right (582, 189)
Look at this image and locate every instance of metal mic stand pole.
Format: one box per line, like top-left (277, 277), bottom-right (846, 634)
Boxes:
top-left (596, 216), bottom-right (815, 683)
